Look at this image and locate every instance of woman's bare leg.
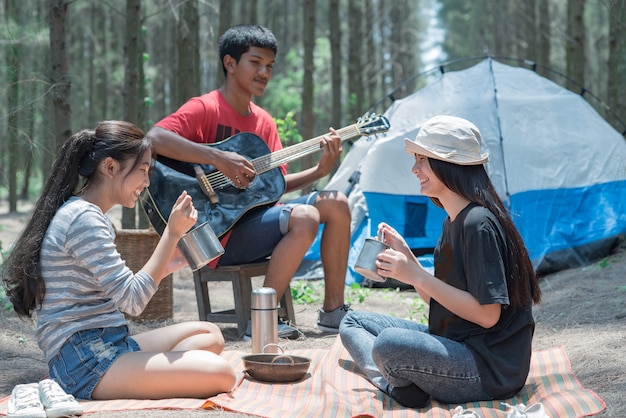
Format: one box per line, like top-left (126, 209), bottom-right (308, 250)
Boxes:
top-left (91, 322), bottom-right (235, 399)
top-left (92, 350), bottom-right (235, 399)
top-left (132, 321), bottom-right (226, 353)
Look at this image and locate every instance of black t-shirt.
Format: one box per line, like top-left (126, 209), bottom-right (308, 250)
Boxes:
top-left (430, 203), bottom-right (534, 399)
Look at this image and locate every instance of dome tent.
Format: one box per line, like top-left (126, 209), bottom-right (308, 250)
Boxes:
top-left (302, 58), bottom-right (626, 282)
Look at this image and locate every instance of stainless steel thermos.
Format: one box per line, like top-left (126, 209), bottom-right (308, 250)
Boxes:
top-left (251, 287), bottom-right (279, 353)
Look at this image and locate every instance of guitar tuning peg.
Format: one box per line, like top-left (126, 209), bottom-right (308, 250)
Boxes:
top-left (357, 112), bottom-right (373, 123)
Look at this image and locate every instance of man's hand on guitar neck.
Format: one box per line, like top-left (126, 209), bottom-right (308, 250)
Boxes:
top-left (284, 128), bottom-right (342, 192)
top-left (316, 128), bottom-right (343, 177)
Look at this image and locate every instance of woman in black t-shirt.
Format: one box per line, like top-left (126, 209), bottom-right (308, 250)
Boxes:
top-left (339, 115), bottom-right (542, 409)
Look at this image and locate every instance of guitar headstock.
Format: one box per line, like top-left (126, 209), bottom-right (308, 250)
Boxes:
top-left (355, 114), bottom-right (390, 136)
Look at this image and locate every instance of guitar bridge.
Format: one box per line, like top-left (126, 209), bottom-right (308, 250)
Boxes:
top-left (194, 165), bottom-right (219, 204)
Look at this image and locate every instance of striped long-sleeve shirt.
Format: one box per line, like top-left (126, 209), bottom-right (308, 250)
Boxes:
top-left (36, 197), bottom-right (158, 363)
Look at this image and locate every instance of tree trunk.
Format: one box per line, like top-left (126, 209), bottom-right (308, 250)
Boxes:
top-left (607, 0), bottom-right (625, 132)
top-left (7, 7), bottom-right (20, 213)
top-left (348, 0), bottom-right (364, 119)
top-left (389, 1), bottom-right (404, 96)
top-left (151, 15), bottom-right (165, 121)
top-left (397, 0), bottom-right (420, 95)
top-left (493, 1), bottom-right (514, 56)
top-left (21, 31), bottom-right (39, 202)
top-left (19, 149), bottom-right (32, 201)
top-left (122, 0), bottom-right (141, 229)
top-left (87, 2), bottom-right (97, 125)
top-left (537, 0), bottom-right (551, 76)
top-left (217, 0), bottom-right (232, 88)
top-left (165, 14), bottom-right (178, 116)
top-left (519, 0), bottom-right (537, 60)
top-left (96, 11), bottom-right (109, 122)
top-left (378, 1), bottom-right (389, 101)
top-left (246, 1), bottom-right (258, 24)
top-left (364, 0), bottom-right (379, 114)
top-left (300, 0), bottom-right (316, 193)
top-left (138, 12), bottom-right (149, 229)
top-left (566, 0), bottom-right (586, 89)
top-left (48, 0), bottom-right (72, 152)
top-left (177, 0), bottom-right (200, 106)
top-left (41, 45), bottom-right (55, 183)
top-left (329, 0), bottom-right (341, 127)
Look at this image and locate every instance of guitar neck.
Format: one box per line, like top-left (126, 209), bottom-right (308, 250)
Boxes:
top-left (251, 123), bottom-right (361, 174)
top-left (198, 115), bottom-right (388, 192)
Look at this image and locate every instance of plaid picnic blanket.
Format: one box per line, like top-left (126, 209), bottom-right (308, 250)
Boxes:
top-left (0, 336), bottom-right (606, 417)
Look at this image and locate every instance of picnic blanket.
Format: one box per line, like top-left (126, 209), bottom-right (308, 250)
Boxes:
top-left (0, 337), bottom-right (605, 417)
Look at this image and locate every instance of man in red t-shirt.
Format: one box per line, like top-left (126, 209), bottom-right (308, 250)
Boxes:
top-left (147, 24), bottom-right (351, 338)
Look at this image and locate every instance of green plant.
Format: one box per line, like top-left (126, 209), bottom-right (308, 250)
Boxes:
top-left (274, 111), bottom-right (302, 146)
top-left (290, 280), bottom-right (324, 304)
top-left (345, 282), bottom-right (370, 304)
top-left (400, 296), bottom-right (429, 324)
top-left (597, 257), bottom-right (610, 269)
top-left (291, 280), bottom-right (372, 306)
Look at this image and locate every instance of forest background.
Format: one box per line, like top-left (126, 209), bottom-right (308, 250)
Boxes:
top-left (0, 0), bottom-right (625, 229)
top-left (1, 3), bottom-right (625, 416)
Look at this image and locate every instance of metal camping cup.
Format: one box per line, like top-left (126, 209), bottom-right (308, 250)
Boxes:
top-left (251, 288), bottom-right (279, 354)
top-left (354, 237), bottom-right (391, 282)
top-left (177, 222), bottom-right (225, 271)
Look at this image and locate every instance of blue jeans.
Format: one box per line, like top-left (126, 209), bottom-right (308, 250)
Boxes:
top-left (339, 311), bottom-right (491, 404)
top-left (219, 192), bottom-right (318, 265)
top-left (48, 326), bottom-right (140, 400)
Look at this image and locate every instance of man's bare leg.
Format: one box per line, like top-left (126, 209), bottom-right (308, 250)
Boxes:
top-left (262, 205), bottom-right (319, 300)
top-left (316, 191), bottom-right (351, 312)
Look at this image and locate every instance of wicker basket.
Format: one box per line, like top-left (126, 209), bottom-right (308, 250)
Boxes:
top-left (114, 228), bottom-right (173, 321)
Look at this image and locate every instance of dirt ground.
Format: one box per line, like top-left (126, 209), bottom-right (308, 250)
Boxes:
top-left (0, 201), bottom-right (625, 417)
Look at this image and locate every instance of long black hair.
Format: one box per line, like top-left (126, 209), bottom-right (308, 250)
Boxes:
top-left (428, 158), bottom-right (541, 308)
top-left (2, 120), bottom-right (149, 317)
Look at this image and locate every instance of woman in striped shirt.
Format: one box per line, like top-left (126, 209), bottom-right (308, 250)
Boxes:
top-left (2, 120), bottom-right (235, 400)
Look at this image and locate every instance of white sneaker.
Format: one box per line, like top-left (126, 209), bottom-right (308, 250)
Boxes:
top-left (503, 402), bottom-right (549, 418)
top-left (7, 383), bottom-right (46, 418)
top-left (452, 405), bottom-right (482, 418)
top-left (38, 379), bottom-right (83, 418)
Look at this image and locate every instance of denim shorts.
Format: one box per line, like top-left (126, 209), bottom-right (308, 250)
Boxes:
top-left (48, 325), bottom-right (140, 400)
top-left (219, 192), bottom-right (319, 265)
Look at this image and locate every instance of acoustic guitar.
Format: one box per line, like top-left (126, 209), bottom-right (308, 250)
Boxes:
top-left (141, 114), bottom-right (390, 237)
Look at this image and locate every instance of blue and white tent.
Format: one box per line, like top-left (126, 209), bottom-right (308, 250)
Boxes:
top-left (301, 58), bottom-right (626, 283)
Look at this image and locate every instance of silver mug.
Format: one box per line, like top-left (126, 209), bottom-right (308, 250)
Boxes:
top-left (354, 237), bottom-right (391, 282)
top-left (177, 222), bottom-right (224, 271)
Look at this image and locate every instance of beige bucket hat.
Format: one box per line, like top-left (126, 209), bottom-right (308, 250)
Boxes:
top-left (404, 115), bottom-right (489, 165)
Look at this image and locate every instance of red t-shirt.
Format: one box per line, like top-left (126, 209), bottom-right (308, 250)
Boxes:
top-left (156, 90), bottom-right (283, 159)
top-left (155, 90), bottom-right (286, 266)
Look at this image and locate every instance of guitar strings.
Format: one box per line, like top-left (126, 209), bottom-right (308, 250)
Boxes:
top-left (201, 124), bottom-right (362, 189)
top-left (256, 125), bottom-right (358, 168)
